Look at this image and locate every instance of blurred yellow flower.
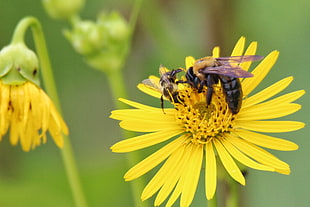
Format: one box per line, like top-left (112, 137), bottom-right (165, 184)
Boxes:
top-left (111, 37), bottom-right (305, 207)
top-left (0, 80), bottom-right (68, 151)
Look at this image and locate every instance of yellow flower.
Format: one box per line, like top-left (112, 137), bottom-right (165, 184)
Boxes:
top-left (0, 80), bottom-right (68, 151)
top-left (110, 37), bottom-right (305, 207)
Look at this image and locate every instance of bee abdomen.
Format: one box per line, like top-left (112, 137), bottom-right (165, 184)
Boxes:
top-left (220, 77), bottom-right (243, 114)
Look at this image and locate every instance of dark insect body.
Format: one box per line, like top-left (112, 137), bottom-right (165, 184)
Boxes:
top-left (142, 66), bottom-right (182, 112)
top-left (182, 55), bottom-right (263, 114)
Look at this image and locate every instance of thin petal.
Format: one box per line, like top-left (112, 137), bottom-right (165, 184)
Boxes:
top-left (141, 138), bottom-right (187, 201)
top-left (242, 77), bottom-right (294, 108)
top-left (137, 83), bottom-right (162, 99)
top-left (235, 120), bottom-right (305, 133)
top-left (233, 129), bottom-right (298, 151)
top-left (205, 142), bottom-right (217, 200)
top-left (111, 108), bottom-right (175, 121)
top-left (231, 36), bottom-right (245, 56)
top-left (126, 135), bottom-right (187, 182)
top-left (242, 50), bottom-right (280, 96)
top-left (180, 144), bottom-right (203, 207)
top-left (240, 41), bottom-right (257, 71)
top-left (227, 134), bottom-right (290, 174)
top-left (119, 119), bottom-right (182, 132)
top-left (185, 56), bottom-right (196, 68)
top-left (252, 90), bottom-right (305, 107)
top-left (119, 98), bottom-right (161, 111)
top-left (212, 46), bottom-right (220, 58)
top-left (154, 145), bottom-right (187, 206)
top-left (111, 129), bottom-right (183, 153)
top-left (220, 138), bottom-right (275, 171)
top-left (213, 139), bottom-right (245, 185)
top-left (165, 144), bottom-right (194, 207)
top-left (237, 103), bottom-right (302, 120)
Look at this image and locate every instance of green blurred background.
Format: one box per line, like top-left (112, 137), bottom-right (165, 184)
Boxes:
top-left (0, 0), bottom-right (309, 206)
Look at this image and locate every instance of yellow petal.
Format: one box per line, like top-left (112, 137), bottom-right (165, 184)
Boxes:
top-left (242, 50), bottom-right (279, 96)
top-left (180, 144), bottom-right (203, 207)
top-left (238, 103), bottom-right (302, 120)
top-left (254, 90), bottom-right (305, 107)
top-left (119, 98), bottom-right (161, 111)
top-left (235, 120), bottom-right (305, 133)
top-left (137, 83), bottom-right (162, 99)
top-left (231, 36), bottom-right (245, 56)
top-left (240, 41), bottom-right (258, 72)
top-left (213, 139), bottom-right (245, 185)
top-left (242, 76), bottom-right (294, 108)
top-left (154, 145), bottom-right (187, 206)
top-left (234, 129), bottom-right (298, 151)
top-left (220, 138), bottom-right (275, 171)
top-left (212, 46), bottom-right (220, 58)
top-left (165, 144), bottom-right (194, 207)
top-left (111, 109), bottom-right (176, 122)
top-left (227, 134), bottom-right (290, 174)
top-left (141, 137), bottom-right (187, 201)
top-left (119, 119), bottom-right (182, 132)
top-left (111, 129), bottom-right (183, 153)
top-left (185, 56), bottom-right (196, 68)
top-left (205, 142), bottom-right (217, 200)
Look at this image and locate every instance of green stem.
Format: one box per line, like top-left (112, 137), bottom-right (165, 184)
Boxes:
top-left (12, 17), bottom-right (88, 207)
top-left (128, 0), bottom-right (143, 37)
top-left (226, 179), bottom-right (239, 207)
top-left (106, 68), bottom-right (148, 207)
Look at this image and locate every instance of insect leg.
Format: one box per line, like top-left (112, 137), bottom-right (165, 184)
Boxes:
top-left (205, 75), bottom-right (213, 105)
top-left (160, 95), bottom-right (165, 114)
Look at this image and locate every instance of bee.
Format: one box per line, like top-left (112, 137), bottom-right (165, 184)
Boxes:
top-left (142, 65), bottom-right (182, 112)
top-left (183, 55), bottom-right (264, 114)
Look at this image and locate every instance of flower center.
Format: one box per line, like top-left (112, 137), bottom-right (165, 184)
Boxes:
top-left (175, 85), bottom-right (234, 144)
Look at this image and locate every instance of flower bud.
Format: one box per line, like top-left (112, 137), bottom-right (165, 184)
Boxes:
top-left (42, 0), bottom-right (85, 20)
top-left (64, 20), bottom-right (107, 56)
top-left (0, 43), bottom-right (40, 85)
top-left (97, 11), bottom-right (130, 44)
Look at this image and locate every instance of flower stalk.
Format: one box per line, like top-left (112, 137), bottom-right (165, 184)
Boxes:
top-left (12, 17), bottom-right (88, 207)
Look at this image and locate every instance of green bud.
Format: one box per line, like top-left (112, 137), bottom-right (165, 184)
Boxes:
top-left (97, 11), bottom-right (130, 44)
top-left (42, 0), bottom-right (85, 20)
top-left (64, 20), bottom-right (107, 56)
top-left (0, 43), bottom-right (40, 85)
top-left (64, 11), bottom-right (130, 72)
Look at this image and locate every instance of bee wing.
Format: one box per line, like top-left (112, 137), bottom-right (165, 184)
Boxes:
top-left (201, 65), bottom-right (254, 78)
top-left (142, 78), bottom-right (161, 91)
top-left (216, 55), bottom-right (264, 64)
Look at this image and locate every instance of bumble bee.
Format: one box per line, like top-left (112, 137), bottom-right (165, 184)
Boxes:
top-left (183, 55), bottom-right (263, 114)
top-left (142, 65), bottom-right (182, 112)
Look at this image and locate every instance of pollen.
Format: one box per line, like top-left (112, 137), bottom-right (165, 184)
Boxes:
top-left (175, 85), bottom-right (234, 144)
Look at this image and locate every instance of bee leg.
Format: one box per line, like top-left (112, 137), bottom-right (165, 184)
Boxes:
top-left (160, 95), bottom-right (166, 114)
top-left (171, 68), bottom-right (183, 77)
top-left (198, 81), bottom-right (205, 93)
top-left (206, 85), bottom-right (213, 105)
top-left (206, 75), bottom-right (214, 105)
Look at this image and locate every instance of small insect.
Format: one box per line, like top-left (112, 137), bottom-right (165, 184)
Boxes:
top-left (183, 55), bottom-right (264, 114)
top-left (142, 65), bottom-right (182, 112)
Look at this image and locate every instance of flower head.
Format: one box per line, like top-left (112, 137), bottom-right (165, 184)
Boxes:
top-left (110, 37), bottom-right (305, 207)
top-left (0, 80), bottom-right (68, 151)
top-left (0, 40), bottom-right (68, 151)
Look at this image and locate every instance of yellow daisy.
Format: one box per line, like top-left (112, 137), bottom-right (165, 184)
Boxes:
top-left (0, 80), bottom-right (68, 151)
top-left (110, 37), bottom-right (305, 207)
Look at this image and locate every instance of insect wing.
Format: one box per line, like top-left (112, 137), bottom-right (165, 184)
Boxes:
top-left (216, 55), bottom-right (264, 64)
top-left (200, 65), bottom-right (253, 78)
top-left (142, 78), bottom-right (161, 91)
